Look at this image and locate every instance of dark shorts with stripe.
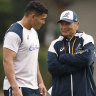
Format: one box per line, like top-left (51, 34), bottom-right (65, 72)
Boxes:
top-left (4, 87), bottom-right (40, 96)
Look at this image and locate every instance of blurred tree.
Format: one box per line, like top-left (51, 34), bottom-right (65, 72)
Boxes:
top-left (0, 0), bottom-right (13, 44)
top-left (11, 0), bottom-right (30, 20)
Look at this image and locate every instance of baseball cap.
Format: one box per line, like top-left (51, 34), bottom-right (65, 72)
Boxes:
top-left (57, 10), bottom-right (78, 23)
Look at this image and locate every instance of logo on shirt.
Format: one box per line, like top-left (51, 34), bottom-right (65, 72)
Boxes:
top-left (27, 35), bottom-right (29, 40)
top-left (74, 49), bottom-right (88, 55)
top-left (29, 43), bottom-right (39, 51)
top-left (75, 43), bottom-right (82, 51)
top-left (60, 47), bottom-right (64, 52)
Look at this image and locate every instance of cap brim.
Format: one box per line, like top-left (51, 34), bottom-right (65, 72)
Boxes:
top-left (57, 18), bottom-right (74, 23)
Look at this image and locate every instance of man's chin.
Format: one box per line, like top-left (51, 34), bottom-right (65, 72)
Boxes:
top-left (34, 27), bottom-right (40, 30)
top-left (36, 26), bottom-right (42, 30)
top-left (62, 33), bottom-right (68, 37)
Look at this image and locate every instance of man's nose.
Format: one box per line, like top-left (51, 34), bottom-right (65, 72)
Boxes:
top-left (42, 21), bottom-right (45, 24)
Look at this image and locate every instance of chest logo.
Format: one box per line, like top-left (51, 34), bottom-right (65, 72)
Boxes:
top-left (60, 47), bottom-right (64, 52)
top-left (27, 35), bottom-right (29, 40)
top-left (29, 43), bottom-right (39, 51)
top-left (75, 43), bottom-right (82, 51)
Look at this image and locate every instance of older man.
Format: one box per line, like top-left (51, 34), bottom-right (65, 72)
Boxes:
top-left (47, 10), bottom-right (96, 96)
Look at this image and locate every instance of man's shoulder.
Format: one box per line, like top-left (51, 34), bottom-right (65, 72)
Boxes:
top-left (82, 33), bottom-right (94, 45)
top-left (7, 22), bottom-right (23, 32)
top-left (50, 35), bottom-right (63, 46)
top-left (75, 31), bottom-right (94, 45)
top-left (6, 22), bottom-right (23, 42)
top-left (48, 36), bottom-right (63, 53)
top-left (75, 30), bottom-right (93, 38)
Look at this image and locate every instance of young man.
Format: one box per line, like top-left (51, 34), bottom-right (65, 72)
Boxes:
top-left (3, 1), bottom-right (48, 96)
top-left (47, 10), bottom-right (96, 96)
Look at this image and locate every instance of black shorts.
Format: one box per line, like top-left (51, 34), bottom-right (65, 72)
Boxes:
top-left (4, 87), bottom-right (40, 96)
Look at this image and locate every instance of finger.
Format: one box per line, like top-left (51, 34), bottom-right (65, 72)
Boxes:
top-left (12, 90), bottom-right (14, 96)
top-left (40, 90), bottom-right (43, 95)
top-left (40, 92), bottom-right (43, 96)
top-left (42, 88), bottom-right (47, 96)
top-left (39, 88), bottom-right (43, 95)
top-left (44, 91), bottom-right (47, 96)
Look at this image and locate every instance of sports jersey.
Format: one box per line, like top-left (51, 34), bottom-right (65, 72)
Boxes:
top-left (3, 22), bottom-right (39, 90)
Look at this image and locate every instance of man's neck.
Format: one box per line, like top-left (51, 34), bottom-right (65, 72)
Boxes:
top-left (20, 16), bottom-right (32, 30)
top-left (66, 32), bottom-right (76, 41)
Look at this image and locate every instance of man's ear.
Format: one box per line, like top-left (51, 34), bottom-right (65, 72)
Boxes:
top-left (76, 21), bottom-right (80, 29)
top-left (30, 12), bottom-right (36, 19)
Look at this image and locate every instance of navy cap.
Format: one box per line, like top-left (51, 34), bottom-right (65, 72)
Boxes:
top-left (57, 10), bottom-right (78, 23)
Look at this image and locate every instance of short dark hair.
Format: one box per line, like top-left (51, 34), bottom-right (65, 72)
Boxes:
top-left (24, 0), bottom-right (48, 16)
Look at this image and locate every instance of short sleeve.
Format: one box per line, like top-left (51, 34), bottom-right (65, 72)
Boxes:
top-left (3, 32), bottom-right (21, 53)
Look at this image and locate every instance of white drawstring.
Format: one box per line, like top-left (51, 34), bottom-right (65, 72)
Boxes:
top-left (71, 74), bottom-right (73, 96)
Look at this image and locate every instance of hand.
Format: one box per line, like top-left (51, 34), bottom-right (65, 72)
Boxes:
top-left (12, 87), bottom-right (23, 96)
top-left (39, 83), bottom-right (47, 96)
